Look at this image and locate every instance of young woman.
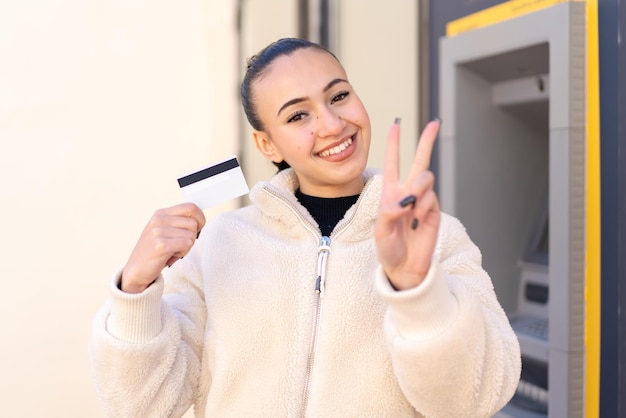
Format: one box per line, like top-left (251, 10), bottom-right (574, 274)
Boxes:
top-left (90, 38), bottom-right (520, 417)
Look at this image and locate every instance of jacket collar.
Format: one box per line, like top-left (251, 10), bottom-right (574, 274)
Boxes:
top-left (249, 168), bottom-right (382, 241)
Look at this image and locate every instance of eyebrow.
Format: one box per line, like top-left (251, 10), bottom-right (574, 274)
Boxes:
top-left (276, 78), bottom-right (348, 117)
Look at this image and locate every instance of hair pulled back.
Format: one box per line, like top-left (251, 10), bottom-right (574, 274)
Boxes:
top-left (241, 38), bottom-right (337, 171)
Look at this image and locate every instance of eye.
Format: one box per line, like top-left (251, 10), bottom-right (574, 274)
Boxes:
top-left (331, 91), bottom-right (349, 104)
top-left (286, 111), bottom-right (306, 123)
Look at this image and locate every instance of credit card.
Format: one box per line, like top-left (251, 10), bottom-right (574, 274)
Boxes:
top-left (177, 156), bottom-right (249, 210)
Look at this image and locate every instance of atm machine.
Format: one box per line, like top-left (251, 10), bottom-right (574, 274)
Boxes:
top-left (507, 200), bottom-right (550, 416)
top-left (438, 2), bottom-right (587, 417)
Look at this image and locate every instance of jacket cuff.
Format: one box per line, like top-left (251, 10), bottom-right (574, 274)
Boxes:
top-left (106, 267), bottom-right (164, 344)
top-left (376, 260), bottom-right (458, 342)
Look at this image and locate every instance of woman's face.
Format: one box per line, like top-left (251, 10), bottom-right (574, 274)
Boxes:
top-left (252, 48), bottom-right (371, 197)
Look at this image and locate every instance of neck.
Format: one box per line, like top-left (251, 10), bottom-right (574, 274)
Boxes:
top-left (298, 178), bottom-right (364, 198)
top-left (295, 189), bottom-right (360, 236)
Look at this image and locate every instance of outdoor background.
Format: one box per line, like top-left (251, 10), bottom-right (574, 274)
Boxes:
top-left (0, 0), bottom-right (420, 416)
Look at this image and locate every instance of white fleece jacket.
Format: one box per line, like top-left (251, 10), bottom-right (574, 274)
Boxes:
top-left (90, 169), bottom-right (521, 418)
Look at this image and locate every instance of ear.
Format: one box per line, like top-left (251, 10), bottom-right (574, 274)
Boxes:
top-left (253, 130), bottom-right (284, 163)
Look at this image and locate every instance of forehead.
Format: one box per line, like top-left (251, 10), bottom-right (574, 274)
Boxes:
top-left (254, 48), bottom-right (348, 97)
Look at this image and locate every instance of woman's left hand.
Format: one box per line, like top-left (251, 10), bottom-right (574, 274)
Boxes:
top-left (374, 118), bottom-right (441, 290)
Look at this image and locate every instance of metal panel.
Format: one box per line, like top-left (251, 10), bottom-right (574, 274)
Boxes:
top-left (439, 3), bottom-right (586, 416)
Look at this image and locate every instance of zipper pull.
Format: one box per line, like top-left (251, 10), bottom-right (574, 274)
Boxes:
top-left (316, 236), bottom-right (331, 298)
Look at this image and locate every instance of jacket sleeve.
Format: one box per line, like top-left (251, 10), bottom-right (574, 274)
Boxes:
top-left (376, 213), bottom-right (521, 418)
top-left (89, 257), bottom-right (207, 418)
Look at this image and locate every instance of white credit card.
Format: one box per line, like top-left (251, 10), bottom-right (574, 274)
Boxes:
top-left (177, 156), bottom-right (249, 210)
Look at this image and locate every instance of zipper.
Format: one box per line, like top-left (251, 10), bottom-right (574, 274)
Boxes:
top-left (315, 236), bottom-right (331, 298)
top-left (301, 236), bottom-right (331, 417)
top-left (260, 180), bottom-right (375, 416)
top-left (260, 185), bottom-right (327, 417)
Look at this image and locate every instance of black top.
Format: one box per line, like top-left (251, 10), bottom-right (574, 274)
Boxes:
top-left (295, 189), bottom-right (360, 237)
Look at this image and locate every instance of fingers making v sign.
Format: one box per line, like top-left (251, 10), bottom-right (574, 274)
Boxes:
top-left (374, 118), bottom-right (442, 290)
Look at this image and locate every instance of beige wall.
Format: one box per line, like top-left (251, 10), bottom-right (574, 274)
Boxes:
top-left (238, 0), bottom-right (300, 187)
top-left (336, 0), bottom-right (419, 178)
top-left (0, 0), bottom-right (239, 416)
top-left (0, 1), bottom-right (419, 416)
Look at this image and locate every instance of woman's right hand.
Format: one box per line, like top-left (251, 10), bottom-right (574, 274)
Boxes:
top-left (120, 202), bottom-right (206, 293)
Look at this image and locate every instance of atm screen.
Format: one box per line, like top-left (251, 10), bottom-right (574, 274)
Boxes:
top-left (524, 200), bottom-right (549, 266)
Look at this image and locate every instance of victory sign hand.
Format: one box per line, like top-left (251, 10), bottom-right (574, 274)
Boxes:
top-left (374, 118), bottom-right (441, 290)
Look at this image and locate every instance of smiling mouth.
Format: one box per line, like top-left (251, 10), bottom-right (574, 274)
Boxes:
top-left (317, 137), bottom-right (354, 158)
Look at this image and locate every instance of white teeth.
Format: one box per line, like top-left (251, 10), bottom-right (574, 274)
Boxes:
top-left (319, 137), bottom-right (353, 157)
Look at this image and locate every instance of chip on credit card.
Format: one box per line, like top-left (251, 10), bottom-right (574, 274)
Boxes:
top-left (177, 156), bottom-right (249, 210)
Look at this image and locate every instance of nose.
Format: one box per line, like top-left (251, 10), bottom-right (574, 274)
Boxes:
top-left (316, 106), bottom-right (345, 138)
